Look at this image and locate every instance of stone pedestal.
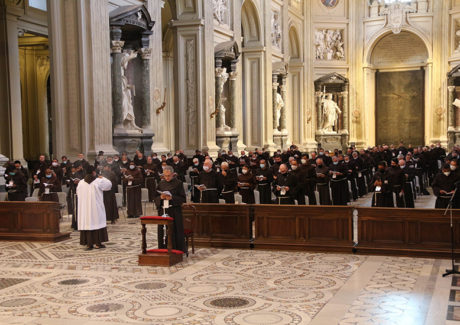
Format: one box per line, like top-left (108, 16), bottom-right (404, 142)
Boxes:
top-left (315, 133), bottom-right (348, 152)
top-left (273, 133), bottom-right (289, 150)
top-left (113, 131), bottom-right (154, 156)
top-left (216, 130), bottom-right (239, 152)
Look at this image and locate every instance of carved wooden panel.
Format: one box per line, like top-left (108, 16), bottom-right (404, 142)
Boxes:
top-left (0, 202), bottom-right (70, 242)
top-left (357, 207), bottom-right (460, 257)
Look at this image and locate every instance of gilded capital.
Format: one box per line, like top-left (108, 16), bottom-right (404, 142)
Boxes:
top-left (111, 40), bottom-right (125, 54)
top-left (139, 48), bottom-right (152, 60)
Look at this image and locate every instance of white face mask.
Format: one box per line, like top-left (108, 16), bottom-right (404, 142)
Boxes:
top-left (52, 162), bottom-right (58, 167)
top-left (242, 169), bottom-right (248, 175)
top-left (203, 166), bottom-right (210, 172)
top-left (451, 165), bottom-right (457, 171)
top-left (129, 165), bottom-right (135, 170)
top-left (260, 164), bottom-right (265, 169)
top-left (444, 172), bottom-right (451, 177)
top-left (333, 161), bottom-right (338, 165)
top-left (291, 165), bottom-right (298, 170)
top-left (301, 159), bottom-right (307, 164)
top-left (400, 166), bottom-right (405, 169)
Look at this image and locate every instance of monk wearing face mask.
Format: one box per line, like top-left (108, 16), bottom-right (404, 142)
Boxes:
top-left (238, 166), bottom-right (256, 204)
top-left (39, 168), bottom-right (61, 202)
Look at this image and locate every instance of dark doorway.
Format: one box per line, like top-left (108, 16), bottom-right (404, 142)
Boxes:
top-left (375, 69), bottom-right (425, 146)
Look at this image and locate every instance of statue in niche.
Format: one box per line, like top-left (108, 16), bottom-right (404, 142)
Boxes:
top-left (320, 93), bottom-right (341, 133)
top-left (216, 67), bottom-right (230, 130)
top-left (274, 92), bottom-right (284, 130)
top-left (121, 49), bottom-right (142, 132)
top-left (271, 11), bottom-right (282, 49)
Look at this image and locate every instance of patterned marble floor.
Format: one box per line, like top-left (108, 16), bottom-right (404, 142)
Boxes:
top-left (0, 213), bottom-right (455, 324)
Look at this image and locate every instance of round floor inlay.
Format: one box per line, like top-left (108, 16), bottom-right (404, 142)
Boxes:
top-left (58, 279), bottom-right (89, 285)
top-left (0, 298), bottom-right (37, 307)
top-left (134, 282), bottom-right (167, 290)
top-left (86, 303), bottom-right (124, 313)
top-left (206, 297), bottom-right (255, 309)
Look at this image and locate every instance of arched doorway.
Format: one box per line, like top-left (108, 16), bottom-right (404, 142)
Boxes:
top-left (363, 29), bottom-right (431, 146)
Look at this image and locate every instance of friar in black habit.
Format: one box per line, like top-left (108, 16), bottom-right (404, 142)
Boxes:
top-left (153, 165), bottom-right (186, 252)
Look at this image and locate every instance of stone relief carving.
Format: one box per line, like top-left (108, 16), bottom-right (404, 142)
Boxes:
top-left (212, 0), bottom-right (228, 25)
top-left (271, 10), bottom-right (282, 49)
top-left (315, 29), bottom-right (345, 61)
top-left (185, 39), bottom-right (197, 140)
top-left (380, 2), bottom-right (415, 34)
top-left (37, 56), bottom-right (49, 72)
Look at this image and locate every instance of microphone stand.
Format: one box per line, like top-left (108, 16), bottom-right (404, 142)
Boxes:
top-left (443, 184), bottom-right (460, 277)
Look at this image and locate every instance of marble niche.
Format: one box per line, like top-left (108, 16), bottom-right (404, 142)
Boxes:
top-left (214, 41), bottom-right (240, 151)
top-left (314, 73), bottom-right (349, 151)
top-left (110, 5), bottom-right (155, 155)
top-left (272, 62), bottom-right (289, 149)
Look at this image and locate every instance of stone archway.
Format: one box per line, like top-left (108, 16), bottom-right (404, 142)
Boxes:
top-left (363, 29), bottom-right (430, 146)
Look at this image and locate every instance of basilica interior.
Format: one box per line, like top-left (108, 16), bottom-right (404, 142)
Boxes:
top-left (3, 0), bottom-right (460, 324)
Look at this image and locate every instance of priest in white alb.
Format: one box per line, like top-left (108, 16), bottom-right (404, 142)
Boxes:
top-left (77, 166), bottom-right (113, 250)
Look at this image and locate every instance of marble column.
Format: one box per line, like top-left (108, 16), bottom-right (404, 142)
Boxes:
top-left (316, 91), bottom-right (322, 132)
top-left (111, 27), bottom-right (124, 130)
top-left (448, 86), bottom-right (456, 131)
top-left (140, 47), bottom-right (152, 130)
top-left (341, 88), bottom-right (349, 134)
top-left (280, 75), bottom-right (287, 133)
top-left (229, 70), bottom-right (238, 130)
top-left (272, 74), bottom-right (279, 132)
top-left (3, 13), bottom-right (24, 161)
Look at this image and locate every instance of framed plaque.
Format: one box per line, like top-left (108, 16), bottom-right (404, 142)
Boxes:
top-left (321, 0), bottom-right (339, 8)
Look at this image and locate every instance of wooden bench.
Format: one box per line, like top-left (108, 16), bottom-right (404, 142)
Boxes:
top-left (0, 201), bottom-right (70, 242)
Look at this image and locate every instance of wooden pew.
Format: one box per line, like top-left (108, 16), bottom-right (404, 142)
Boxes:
top-left (253, 205), bottom-right (354, 251)
top-left (356, 207), bottom-right (460, 258)
top-left (182, 204), bottom-right (354, 252)
top-left (183, 204), bottom-right (251, 248)
top-left (0, 201), bottom-right (70, 242)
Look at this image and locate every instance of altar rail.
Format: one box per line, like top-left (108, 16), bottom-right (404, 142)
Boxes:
top-left (0, 202), bottom-right (70, 242)
top-left (182, 204), bottom-right (460, 258)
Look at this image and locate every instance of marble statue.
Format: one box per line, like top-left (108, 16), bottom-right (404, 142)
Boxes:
top-left (274, 92), bottom-right (284, 130)
top-left (121, 50), bottom-right (142, 132)
top-left (271, 11), bottom-right (282, 49)
top-left (216, 67), bottom-right (230, 130)
top-left (321, 93), bottom-right (342, 133)
top-left (453, 98), bottom-right (460, 109)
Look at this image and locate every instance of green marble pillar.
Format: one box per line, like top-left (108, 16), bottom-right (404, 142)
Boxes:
top-left (111, 27), bottom-right (124, 130)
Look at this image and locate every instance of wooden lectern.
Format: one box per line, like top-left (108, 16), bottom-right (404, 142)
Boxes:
top-left (138, 216), bottom-right (183, 267)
